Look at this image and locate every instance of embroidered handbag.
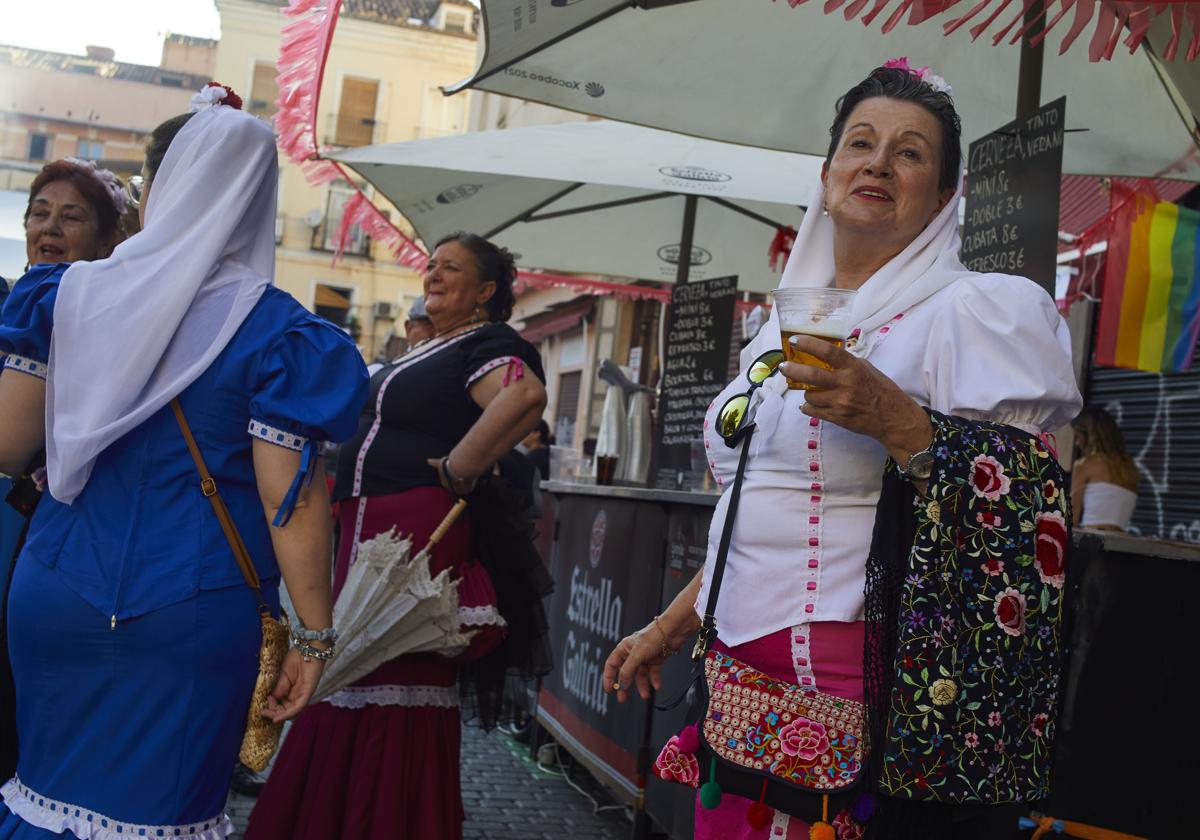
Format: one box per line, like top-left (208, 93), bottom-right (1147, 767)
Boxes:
top-left (172, 400), bottom-right (290, 773)
top-left (653, 425), bottom-right (867, 832)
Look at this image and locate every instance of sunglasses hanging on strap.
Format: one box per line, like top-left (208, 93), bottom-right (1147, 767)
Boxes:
top-left (653, 350), bottom-right (872, 836)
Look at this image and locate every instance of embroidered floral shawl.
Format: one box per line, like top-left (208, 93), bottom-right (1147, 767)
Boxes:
top-left (865, 410), bottom-right (1069, 812)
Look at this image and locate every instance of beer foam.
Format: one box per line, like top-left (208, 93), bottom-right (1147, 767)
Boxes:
top-left (779, 320), bottom-right (848, 340)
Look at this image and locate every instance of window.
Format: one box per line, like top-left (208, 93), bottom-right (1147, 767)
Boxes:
top-left (27, 133), bottom-right (50, 162)
top-left (313, 283), bottom-right (353, 327)
top-left (75, 139), bottom-right (103, 160)
top-left (249, 61), bottom-right (278, 119)
top-left (335, 77), bottom-right (379, 147)
top-left (443, 10), bottom-right (468, 33)
top-left (314, 182), bottom-right (369, 256)
top-left (554, 370), bottom-right (582, 448)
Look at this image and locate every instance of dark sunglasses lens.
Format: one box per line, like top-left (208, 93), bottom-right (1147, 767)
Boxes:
top-left (748, 350), bottom-right (785, 385)
top-left (717, 395), bottom-right (750, 439)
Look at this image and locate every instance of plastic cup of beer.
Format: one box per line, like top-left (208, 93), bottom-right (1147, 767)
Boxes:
top-left (772, 287), bottom-right (856, 390)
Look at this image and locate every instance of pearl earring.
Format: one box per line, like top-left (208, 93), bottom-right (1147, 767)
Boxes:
top-left (822, 203), bottom-right (829, 216)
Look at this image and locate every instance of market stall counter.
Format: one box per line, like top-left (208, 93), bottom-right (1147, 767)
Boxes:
top-left (536, 480), bottom-right (716, 839)
top-left (538, 483), bottom-right (1198, 840)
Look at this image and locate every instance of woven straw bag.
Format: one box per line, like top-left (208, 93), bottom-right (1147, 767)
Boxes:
top-left (171, 400), bottom-right (290, 772)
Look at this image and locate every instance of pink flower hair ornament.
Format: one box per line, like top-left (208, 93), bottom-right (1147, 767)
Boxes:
top-left (882, 57), bottom-right (953, 96)
top-left (63, 157), bottom-right (130, 217)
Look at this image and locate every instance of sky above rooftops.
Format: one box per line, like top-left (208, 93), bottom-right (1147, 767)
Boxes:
top-left (6, 1), bottom-right (221, 68)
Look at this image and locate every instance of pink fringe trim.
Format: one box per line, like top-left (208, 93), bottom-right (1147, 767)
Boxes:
top-left (776, 0), bottom-right (1200, 61)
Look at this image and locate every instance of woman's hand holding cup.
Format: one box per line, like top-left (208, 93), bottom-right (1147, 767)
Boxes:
top-left (781, 335), bottom-right (932, 459)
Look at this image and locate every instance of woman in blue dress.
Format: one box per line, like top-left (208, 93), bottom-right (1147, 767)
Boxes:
top-left (0, 84), bottom-right (368, 839)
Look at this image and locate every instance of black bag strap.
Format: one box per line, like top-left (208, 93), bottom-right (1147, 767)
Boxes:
top-left (690, 425), bottom-right (754, 661)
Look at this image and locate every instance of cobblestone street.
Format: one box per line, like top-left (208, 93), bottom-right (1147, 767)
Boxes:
top-left (227, 726), bottom-right (632, 840)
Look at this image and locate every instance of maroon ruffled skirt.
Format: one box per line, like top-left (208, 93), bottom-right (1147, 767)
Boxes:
top-left (245, 487), bottom-right (503, 840)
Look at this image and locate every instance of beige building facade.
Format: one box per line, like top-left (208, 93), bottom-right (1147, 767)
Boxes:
top-left (214, 0), bottom-right (480, 360)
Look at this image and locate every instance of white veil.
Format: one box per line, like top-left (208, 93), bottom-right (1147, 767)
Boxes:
top-left (47, 104), bottom-right (277, 503)
top-left (741, 172), bottom-right (968, 369)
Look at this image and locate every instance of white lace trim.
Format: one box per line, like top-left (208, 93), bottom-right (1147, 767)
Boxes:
top-left (467, 355), bottom-right (519, 386)
top-left (459, 605), bottom-right (507, 628)
top-left (322, 684), bottom-right (459, 710)
top-left (1, 776), bottom-right (233, 840)
top-left (3, 354), bottom-right (47, 380)
top-left (248, 419), bottom-right (307, 452)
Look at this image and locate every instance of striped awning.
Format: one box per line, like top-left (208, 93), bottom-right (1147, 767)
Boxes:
top-left (1058, 175), bottom-right (1196, 252)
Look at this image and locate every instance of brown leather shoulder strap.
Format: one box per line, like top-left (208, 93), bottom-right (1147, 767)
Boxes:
top-left (170, 399), bottom-right (265, 603)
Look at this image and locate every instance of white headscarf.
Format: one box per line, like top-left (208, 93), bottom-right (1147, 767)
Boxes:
top-left (741, 172), bottom-right (967, 369)
top-left (47, 104), bottom-right (277, 503)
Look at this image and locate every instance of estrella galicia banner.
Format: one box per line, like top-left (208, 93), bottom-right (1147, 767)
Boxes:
top-left (539, 493), bottom-right (666, 799)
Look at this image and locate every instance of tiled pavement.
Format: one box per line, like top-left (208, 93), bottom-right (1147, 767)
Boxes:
top-left (226, 725), bottom-right (632, 840)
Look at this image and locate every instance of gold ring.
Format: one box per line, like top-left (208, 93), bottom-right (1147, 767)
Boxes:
top-left (612, 682), bottom-right (621, 691)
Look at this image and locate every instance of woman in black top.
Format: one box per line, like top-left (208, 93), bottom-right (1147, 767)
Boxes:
top-left (248, 234), bottom-right (548, 840)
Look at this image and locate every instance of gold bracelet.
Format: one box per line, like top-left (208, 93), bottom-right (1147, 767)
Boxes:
top-left (652, 615), bottom-right (676, 658)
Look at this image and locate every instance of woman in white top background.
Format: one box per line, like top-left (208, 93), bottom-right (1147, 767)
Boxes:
top-left (1071, 406), bottom-right (1139, 531)
top-left (604, 63), bottom-right (1081, 840)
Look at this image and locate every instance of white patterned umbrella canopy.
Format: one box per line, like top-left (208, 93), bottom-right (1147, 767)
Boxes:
top-left (449, 0), bottom-right (1200, 181)
top-left (334, 120), bottom-right (822, 292)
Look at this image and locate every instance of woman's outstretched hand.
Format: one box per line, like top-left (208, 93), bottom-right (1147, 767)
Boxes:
top-left (781, 334), bottom-right (932, 461)
top-left (604, 611), bottom-right (698, 703)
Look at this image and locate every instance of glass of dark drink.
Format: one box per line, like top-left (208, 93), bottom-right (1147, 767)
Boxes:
top-left (595, 454), bottom-right (619, 486)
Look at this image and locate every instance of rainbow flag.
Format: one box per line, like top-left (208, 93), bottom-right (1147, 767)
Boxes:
top-left (1095, 184), bottom-right (1200, 372)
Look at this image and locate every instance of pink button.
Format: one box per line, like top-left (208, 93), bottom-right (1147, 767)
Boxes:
top-left (811, 482), bottom-right (823, 491)
top-left (880, 327), bottom-right (890, 334)
top-left (809, 462), bottom-right (820, 472)
top-left (807, 440), bottom-right (818, 450)
top-left (808, 559), bottom-right (819, 568)
top-left (809, 515), bottom-right (819, 524)
top-left (809, 417), bottom-right (820, 428)
top-left (805, 604), bottom-right (815, 613)
top-left (796, 656), bottom-right (808, 666)
top-left (809, 537), bottom-right (819, 547)
top-left (801, 675), bottom-right (815, 684)
top-left (703, 420), bottom-right (709, 429)
top-left (806, 582), bottom-right (817, 591)
top-left (810, 495), bottom-right (821, 503)
top-left (796, 635), bottom-right (806, 644)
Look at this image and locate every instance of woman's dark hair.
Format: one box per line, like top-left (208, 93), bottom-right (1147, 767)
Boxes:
top-left (827, 66), bottom-right (963, 194)
top-left (534, 419), bottom-right (553, 446)
top-left (145, 112), bottom-right (196, 181)
top-left (25, 160), bottom-right (125, 246)
top-left (435, 232), bottom-right (517, 323)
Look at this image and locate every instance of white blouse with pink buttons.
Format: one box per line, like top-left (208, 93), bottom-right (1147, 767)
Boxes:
top-left (695, 274), bottom-right (1081, 650)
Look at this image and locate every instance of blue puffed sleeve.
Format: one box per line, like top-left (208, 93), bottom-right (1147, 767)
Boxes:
top-left (249, 312), bottom-right (369, 526)
top-left (0, 263), bottom-right (68, 379)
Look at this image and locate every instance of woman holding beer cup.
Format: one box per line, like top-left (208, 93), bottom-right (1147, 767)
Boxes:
top-left (604, 63), bottom-right (1081, 839)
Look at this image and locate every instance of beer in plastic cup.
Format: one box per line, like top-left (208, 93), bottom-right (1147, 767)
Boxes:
top-left (771, 287), bottom-right (857, 390)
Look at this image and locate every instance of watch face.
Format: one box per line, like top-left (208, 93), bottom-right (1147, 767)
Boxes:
top-left (907, 450), bottom-right (935, 479)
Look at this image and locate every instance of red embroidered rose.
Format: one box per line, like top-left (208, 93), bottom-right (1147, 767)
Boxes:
top-left (832, 809), bottom-right (866, 840)
top-left (653, 735), bottom-right (699, 787)
top-left (1035, 511), bottom-right (1067, 589)
top-left (976, 510), bottom-right (1001, 530)
top-left (1044, 479), bottom-right (1059, 504)
top-left (1030, 713), bottom-right (1050, 737)
top-left (970, 454), bottom-right (1011, 501)
top-left (981, 557), bottom-right (1005, 577)
top-left (994, 587), bottom-right (1027, 637)
top-left (778, 717), bottom-right (830, 763)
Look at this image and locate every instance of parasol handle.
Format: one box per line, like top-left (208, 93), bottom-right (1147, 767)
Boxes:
top-left (427, 499), bottom-right (468, 549)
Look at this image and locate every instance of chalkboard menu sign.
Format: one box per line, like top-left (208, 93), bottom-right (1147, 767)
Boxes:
top-left (653, 275), bottom-right (737, 489)
top-left (961, 97), bottom-right (1065, 296)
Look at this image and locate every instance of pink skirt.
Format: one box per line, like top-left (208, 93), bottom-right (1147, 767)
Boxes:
top-left (245, 487), bottom-right (503, 840)
top-left (694, 621), bottom-right (865, 840)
